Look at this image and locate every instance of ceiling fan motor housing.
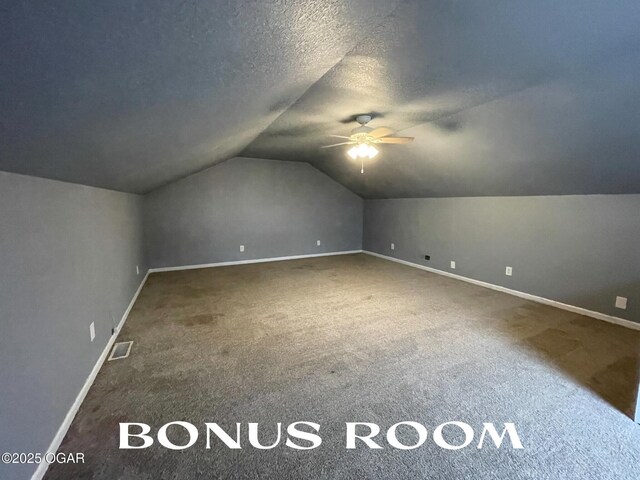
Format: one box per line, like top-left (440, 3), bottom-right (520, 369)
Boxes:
top-left (352, 114), bottom-right (374, 138)
top-left (355, 114), bottom-right (372, 125)
top-left (351, 126), bottom-right (373, 137)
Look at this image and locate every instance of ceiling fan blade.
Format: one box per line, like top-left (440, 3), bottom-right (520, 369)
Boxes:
top-left (376, 136), bottom-right (414, 144)
top-left (368, 127), bottom-right (395, 139)
top-left (320, 141), bottom-right (355, 148)
top-left (330, 134), bottom-right (351, 139)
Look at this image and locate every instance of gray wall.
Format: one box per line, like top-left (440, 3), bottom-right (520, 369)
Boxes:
top-left (364, 195), bottom-right (640, 324)
top-left (144, 157), bottom-right (363, 268)
top-left (0, 172), bottom-right (146, 480)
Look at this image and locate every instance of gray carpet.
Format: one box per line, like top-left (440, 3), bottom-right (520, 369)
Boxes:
top-left (45, 253), bottom-right (640, 479)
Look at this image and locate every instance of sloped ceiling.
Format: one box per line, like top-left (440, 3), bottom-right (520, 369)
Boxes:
top-left (2, 1), bottom-right (640, 197)
top-left (0, 0), bottom-right (400, 193)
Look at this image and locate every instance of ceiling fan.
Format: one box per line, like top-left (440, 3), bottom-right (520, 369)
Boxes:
top-left (321, 115), bottom-right (414, 173)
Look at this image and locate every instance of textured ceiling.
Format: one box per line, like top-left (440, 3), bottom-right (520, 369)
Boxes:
top-left (2, 1), bottom-right (640, 197)
top-left (0, 0), bottom-right (400, 193)
top-left (243, 0), bottom-right (640, 197)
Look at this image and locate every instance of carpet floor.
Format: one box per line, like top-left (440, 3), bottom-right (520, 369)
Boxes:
top-left (45, 253), bottom-right (640, 479)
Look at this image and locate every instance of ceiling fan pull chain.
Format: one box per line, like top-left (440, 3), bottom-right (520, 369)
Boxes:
top-left (361, 157), bottom-right (364, 174)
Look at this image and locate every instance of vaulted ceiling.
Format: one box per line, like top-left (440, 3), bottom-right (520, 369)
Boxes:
top-left (2, 1), bottom-right (640, 198)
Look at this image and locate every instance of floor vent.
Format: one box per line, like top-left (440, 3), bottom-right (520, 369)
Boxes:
top-left (108, 341), bottom-right (133, 361)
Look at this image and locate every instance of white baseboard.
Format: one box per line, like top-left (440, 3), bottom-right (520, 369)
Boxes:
top-left (364, 250), bottom-right (640, 331)
top-left (148, 250), bottom-right (364, 273)
top-left (31, 271), bottom-right (150, 480)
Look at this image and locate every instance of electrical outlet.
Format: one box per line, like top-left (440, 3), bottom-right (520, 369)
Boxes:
top-left (239, 245), bottom-right (245, 252)
top-left (615, 296), bottom-right (627, 310)
top-left (391, 243), bottom-right (395, 250)
top-left (136, 265), bottom-right (139, 275)
top-left (450, 261), bottom-right (456, 269)
top-left (505, 266), bottom-right (512, 276)
top-left (317, 240), bottom-right (321, 246)
top-left (89, 322), bottom-right (95, 342)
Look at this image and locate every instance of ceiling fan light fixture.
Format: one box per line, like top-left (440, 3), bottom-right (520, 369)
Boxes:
top-left (347, 143), bottom-right (379, 160)
top-left (357, 143), bottom-right (369, 157)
